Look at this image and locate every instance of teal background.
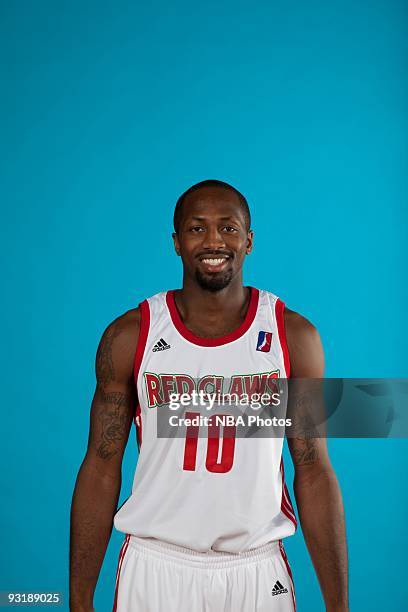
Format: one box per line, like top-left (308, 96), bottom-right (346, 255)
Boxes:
top-left (1, 0), bottom-right (407, 610)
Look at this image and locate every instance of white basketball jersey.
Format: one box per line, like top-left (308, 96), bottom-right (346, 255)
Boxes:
top-left (114, 287), bottom-right (297, 553)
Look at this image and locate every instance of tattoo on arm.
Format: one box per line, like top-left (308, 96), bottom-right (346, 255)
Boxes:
top-left (95, 325), bottom-right (121, 385)
top-left (292, 435), bottom-right (318, 466)
top-left (95, 390), bottom-right (133, 460)
top-left (92, 323), bottom-right (135, 460)
top-left (290, 391), bottom-right (319, 466)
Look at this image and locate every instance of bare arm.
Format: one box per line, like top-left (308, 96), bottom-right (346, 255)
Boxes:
top-left (285, 309), bottom-right (348, 612)
top-left (69, 309), bottom-right (140, 611)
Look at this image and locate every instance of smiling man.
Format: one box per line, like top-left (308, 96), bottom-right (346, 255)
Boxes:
top-left (70, 180), bottom-right (348, 611)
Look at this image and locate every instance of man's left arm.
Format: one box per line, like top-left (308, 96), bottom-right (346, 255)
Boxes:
top-left (285, 309), bottom-right (349, 612)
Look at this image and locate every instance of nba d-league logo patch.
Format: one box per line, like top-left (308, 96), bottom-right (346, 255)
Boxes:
top-left (256, 331), bottom-right (272, 352)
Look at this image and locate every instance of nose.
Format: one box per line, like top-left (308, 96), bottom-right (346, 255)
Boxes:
top-left (201, 226), bottom-right (226, 250)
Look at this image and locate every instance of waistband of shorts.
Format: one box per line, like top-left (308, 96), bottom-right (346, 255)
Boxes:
top-left (128, 535), bottom-right (280, 569)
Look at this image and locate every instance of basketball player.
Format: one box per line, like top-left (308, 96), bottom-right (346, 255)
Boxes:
top-left (70, 180), bottom-right (348, 611)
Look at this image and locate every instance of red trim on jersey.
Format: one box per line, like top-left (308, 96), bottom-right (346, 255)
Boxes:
top-left (166, 287), bottom-right (259, 347)
top-left (134, 404), bottom-right (142, 448)
top-left (282, 486), bottom-right (296, 524)
top-left (132, 300), bottom-right (150, 447)
top-left (279, 539), bottom-right (296, 610)
top-left (275, 298), bottom-right (291, 378)
top-left (133, 299), bottom-right (150, 381)
top-left (281, 493), bottom-right (296, 522)
top-left (113, 534), bottom-right (130, 611)
top-left (280, 458), bottom-right (297, 528)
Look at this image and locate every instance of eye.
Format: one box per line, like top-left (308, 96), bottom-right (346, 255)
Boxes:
top-left (189, 226), bottom-right (205, 233)
top-left (222, 226), bottom-right (238, 233)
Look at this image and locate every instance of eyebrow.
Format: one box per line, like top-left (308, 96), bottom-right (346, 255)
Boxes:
top-left (189, 215), bottom-right (238, 221)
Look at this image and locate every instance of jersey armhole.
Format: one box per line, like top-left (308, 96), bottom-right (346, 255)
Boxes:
top-left (133, 299), bottom-right (151, 384)
top-left (275, 298), bottom-right (291, 378)
top-left (132, 299), bottom-right (150, 447)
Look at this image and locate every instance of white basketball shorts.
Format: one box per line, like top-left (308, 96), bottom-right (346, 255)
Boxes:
top-left (113, 535), bottom-right (296, 611)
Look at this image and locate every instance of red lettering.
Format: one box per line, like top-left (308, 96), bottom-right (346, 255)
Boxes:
top-left (183, 411), bottom-right (200, 471)
top-left (144, 373), bottom-right (163, 407)
top-left (229, 376), bottom-right (244, 397)
top-left (198, 375), bottom-right (217, 394)
top-left (175, 375), bottom-right (195, 396)
top-left (161, 375), bottom-right (175, 404)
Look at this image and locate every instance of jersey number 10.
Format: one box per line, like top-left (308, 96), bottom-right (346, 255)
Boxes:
top-left (182, 411), bottom-right (236, 474)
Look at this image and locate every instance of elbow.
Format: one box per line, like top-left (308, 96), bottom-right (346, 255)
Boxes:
top-left (293, 462), bottom-right (338, 493)
top-left (79, 453), bottom-right (122, 490)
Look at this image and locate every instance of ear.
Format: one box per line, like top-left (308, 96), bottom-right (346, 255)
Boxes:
top-left (246, 230), bottom-right (254, 255)
top-left (172, 232), bottom-right (181, 256)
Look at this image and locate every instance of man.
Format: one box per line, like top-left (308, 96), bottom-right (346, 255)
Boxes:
top-left (70, 180), bottom-right (348, 611)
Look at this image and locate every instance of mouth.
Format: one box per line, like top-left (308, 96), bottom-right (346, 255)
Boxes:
top-left (198, 254), bottom-right (231, 273)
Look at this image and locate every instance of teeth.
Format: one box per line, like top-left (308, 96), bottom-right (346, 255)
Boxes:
top-left (202, 258), bottom-right (227, 266)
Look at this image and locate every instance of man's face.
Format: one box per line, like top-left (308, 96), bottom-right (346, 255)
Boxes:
top-left (173, 187), bottom-right (253, 292)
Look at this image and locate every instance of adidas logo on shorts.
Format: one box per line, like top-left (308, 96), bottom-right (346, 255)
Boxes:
top-left (271, 580), bottom-right (288, 596)
top-left (152, 338), bottom-right (171, 352)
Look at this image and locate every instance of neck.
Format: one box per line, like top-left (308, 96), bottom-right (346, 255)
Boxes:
top-left (173, 275), bottom-right (250, 337)
top-left (181, 274), bottom-right (246, 309)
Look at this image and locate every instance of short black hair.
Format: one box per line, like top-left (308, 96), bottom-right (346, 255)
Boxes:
top-left (173, 179), bottom-right (251, 234)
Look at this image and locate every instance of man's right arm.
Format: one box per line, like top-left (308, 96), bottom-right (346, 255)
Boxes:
top-left (69, 309), bottom-right (140, 612)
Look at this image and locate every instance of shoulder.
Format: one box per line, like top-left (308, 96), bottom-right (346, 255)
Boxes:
top-left (284, 307), bottom-right (319, 343)
top-left (100, 307), bottom-right (141, 346)
top-left (96, 308), bottom-right (141, 383)
top-left (100, 290), bottom-right (165, 346)
top-left (283, 307), bottom-right (324, 377)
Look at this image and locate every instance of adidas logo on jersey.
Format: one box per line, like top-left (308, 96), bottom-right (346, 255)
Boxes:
top-left (271, 580), bottom-right (288, 596)
top-left (152, 338), bottom-right (171, 352)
